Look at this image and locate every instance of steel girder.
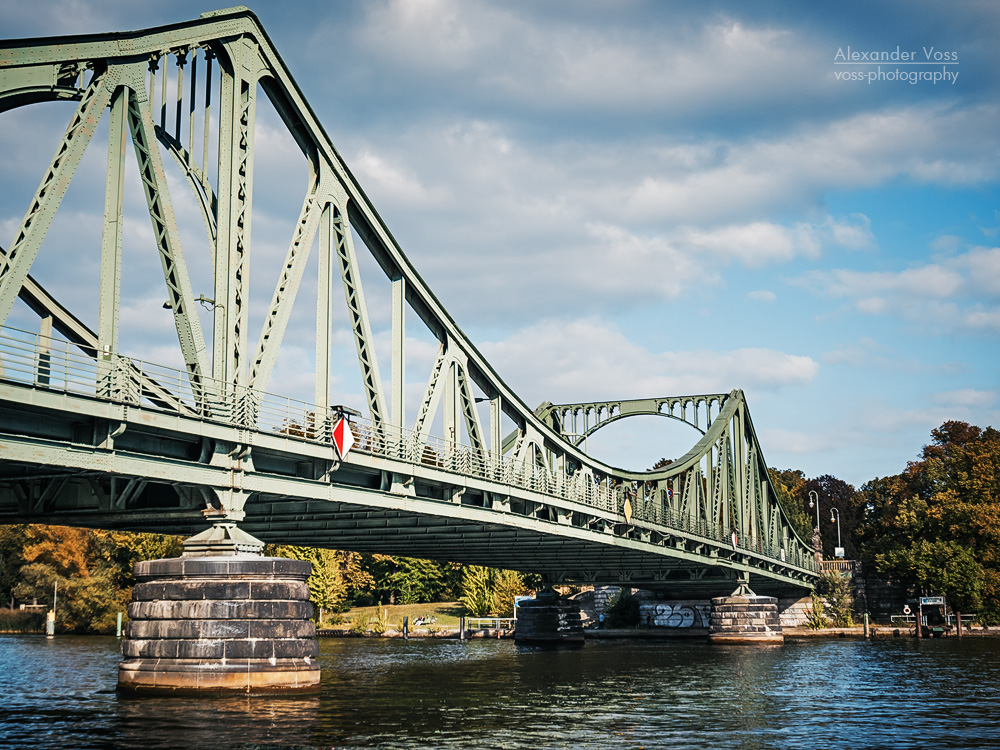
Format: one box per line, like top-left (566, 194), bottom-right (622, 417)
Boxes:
top-left (0, 10), bottom-right (818, 592)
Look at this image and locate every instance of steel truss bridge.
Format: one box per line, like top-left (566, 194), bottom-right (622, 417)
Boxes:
top-left (0, 8), bottom-right (817, 597)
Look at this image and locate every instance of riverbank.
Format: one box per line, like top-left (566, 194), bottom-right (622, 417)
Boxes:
top-left (317, 624), bottom-right (1000, 640)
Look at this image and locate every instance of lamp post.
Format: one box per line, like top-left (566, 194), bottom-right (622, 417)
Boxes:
top-left (808, 489), bottom-right (821, 561)
top-left (830, 508), bottom-right (842, 554)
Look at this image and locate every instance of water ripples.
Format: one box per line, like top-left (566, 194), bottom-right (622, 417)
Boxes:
top-left (1, 634), bottom-right (999, 748)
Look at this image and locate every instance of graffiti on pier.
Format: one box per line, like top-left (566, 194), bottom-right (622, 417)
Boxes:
top-left (644, 602), bottom-right (711, 628)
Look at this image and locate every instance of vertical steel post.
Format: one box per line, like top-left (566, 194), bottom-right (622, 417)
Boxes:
top-left (37, 315), bottom-right (52, 386)
top-left (315, 204), bottom-right (333, 411)
top-left (391, 275), bottom-right (405, 441)
top-left (99, 85), bottom-right (128, 378)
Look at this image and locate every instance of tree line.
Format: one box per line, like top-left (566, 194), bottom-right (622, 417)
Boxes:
top-left (766, 420), bottom-right (1000, 623)
top-left (1, 419), bottom-right (996, 631)
top-left (0, 525), bottom-right (535, 633)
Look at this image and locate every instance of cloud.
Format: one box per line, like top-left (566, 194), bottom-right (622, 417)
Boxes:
top-left (931, 389), bottom-right (996, 408)
top-left (352, 0), bottom-right (834, 120)
top-left (794, 245), bottom-right (1000, 333)
top-left (479, 317), bottom-right (818, 406)
top-left (822, 338), bottom-right (964, 374)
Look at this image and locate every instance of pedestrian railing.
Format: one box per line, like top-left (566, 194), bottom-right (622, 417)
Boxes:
top-left (466, 617), bottom-right (515, 630)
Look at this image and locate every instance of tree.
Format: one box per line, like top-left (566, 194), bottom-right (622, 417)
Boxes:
top-left (460, 566), bottom-right (497, 616)
top-left (365, 554), bottom-right (458, 605)
top-left (768, 468), bottom-right (811, 541)
top-left (854, 421), bottom-right (1000, 622)
top-left (604, 588), bottom-right (640, 627)
top-left (818, 571), bottom-right (854, 627)
top-left (270, 545), bottom-right (347, 620)
top-left (806, 475), bottom-right (859, 560)
top-left (0, 525), bottom-right (28, 607)
top-left (492, 569), bottom-right (527, 616)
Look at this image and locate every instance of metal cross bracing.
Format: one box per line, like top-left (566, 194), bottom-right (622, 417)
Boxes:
top-left (0, 9), bottom-right (818, 596)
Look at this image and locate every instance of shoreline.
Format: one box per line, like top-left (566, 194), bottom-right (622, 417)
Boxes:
top-left (315, 624), bottom-right (1000, 640)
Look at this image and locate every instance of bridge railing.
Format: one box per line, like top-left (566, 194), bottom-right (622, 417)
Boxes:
top-left (0, 325), bottom-right (817, 573)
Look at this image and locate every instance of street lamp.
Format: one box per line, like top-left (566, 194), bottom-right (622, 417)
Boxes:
top-left (808, 489), bottom-right (820, 532)
top-left (830, 508), bottom-right (842, 555)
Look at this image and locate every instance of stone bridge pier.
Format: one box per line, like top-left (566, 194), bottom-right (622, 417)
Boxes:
top-left (707, 579), bottom-right (783, 644)
top-left (118, 524), bottom-right (320, 693)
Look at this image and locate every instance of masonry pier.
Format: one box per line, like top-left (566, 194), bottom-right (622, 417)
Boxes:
top-left (118, 524), bottom-right (320, 693)
top-left (707, 588), bottom-right (783, 644)
top-left (513, 587), bottom-right (584, 645)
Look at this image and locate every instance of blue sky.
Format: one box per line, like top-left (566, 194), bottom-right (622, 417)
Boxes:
top-left (1, 0), bottom-right (998, 487)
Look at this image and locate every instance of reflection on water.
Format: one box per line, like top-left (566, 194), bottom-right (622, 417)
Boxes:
top-left (1, 634), bottom-right (999, 748)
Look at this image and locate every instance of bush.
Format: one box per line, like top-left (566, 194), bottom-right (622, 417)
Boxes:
top-left (349, 613), bottom-right (369, 635)
top-left (604, 588), bottom-right (641, 628)
top-left (0, 608), bottom-right (45, 633)
top-left (818, 571), bottom-right (854, 627)
top-left (806, 592), bottom-right (828, 629)
top-left (370, 608), bottom-right (389, 635)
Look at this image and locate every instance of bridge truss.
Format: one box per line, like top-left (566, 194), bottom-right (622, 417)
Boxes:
top-left (0, 8), bottom-right (817, 596)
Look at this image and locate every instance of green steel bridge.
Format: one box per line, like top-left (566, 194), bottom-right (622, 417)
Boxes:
top-left (0, 8), bottom-right (818, 598)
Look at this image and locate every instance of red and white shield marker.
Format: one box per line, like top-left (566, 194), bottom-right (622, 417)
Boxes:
top-left (332, 417), bottom-right (354, 459)
top-left (731, 530), bottom-right (738, 550)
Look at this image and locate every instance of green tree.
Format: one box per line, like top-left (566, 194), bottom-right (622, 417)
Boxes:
top-left (460, 566), bottom-right (497, 616)
top-left (365, 555), bottom-right (458, 605)
top-left (818, 571), bottom-right (854, 627)
top-left (271, 545), bottom-right (347, 620)
top-left (768, 468), bottom-right (812, 542)
top-left (492, 569), bottom-right (527, 616)
top-left (0, 525), bottom-right (28, 607)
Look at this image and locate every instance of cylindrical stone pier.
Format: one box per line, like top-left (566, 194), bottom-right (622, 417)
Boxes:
top-left (514, 588), bottom-right (584, 645)
top-left (708, 594), bottom-right (783, 644)
top-left (118, 555), bottom-right (320, 693)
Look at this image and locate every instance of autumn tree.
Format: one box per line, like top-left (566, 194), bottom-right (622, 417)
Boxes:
top-left (854, 421), bottom-right (1000, 622)
top-left (492, 569), bottom-right (528, 616)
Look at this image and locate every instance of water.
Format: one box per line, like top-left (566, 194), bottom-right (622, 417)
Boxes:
top-left (1, 634), bottom-right (999, 749)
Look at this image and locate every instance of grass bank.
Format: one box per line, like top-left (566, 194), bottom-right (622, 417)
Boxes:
top-left (321, 601), bottom-right (467, 630)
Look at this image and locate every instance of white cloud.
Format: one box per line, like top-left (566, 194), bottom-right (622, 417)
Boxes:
top-left (932, 389), bottom-right (996, 408)
top-left (480, 318), bottom-right (818, 406)
top-left (748, 290), bottom-right (776, 302)
top-left (794, 245), bottom-right (1000, 333)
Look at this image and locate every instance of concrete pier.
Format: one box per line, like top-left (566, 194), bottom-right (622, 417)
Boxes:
top-left (118, 525), bottom-right (320, 693)
top-left (513, 587), bottom-right (584, 645)
top-left (708, 594), bottom-right (783, 644)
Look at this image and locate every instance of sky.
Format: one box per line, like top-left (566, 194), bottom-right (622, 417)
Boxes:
top-left (1, 0), bottom-right (998, 488)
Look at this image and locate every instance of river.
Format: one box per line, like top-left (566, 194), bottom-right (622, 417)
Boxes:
top-left (0, 634), bottom-right (998, 749)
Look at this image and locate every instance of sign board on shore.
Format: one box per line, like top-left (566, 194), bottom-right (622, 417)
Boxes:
top-left (920, 596), bottom-right (945, 606)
